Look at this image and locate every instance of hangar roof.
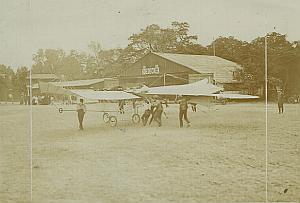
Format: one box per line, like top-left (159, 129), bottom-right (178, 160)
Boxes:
top-left (27, 73), bottom-right (58, 80)
top-left (153, 52), bottom-right (242, 73)
top-left (153, 52), bottom-right (242, 83)
top-left (50, 78), bottom-right (105, 87)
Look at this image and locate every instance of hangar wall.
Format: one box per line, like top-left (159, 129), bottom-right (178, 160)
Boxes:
top-left (120, 53), bottom-right (209, 88)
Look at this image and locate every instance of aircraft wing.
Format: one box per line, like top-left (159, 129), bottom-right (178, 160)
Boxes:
top-left (215, 93), bottom-right (259, 99)
top-left (145, 78), bottom-right (222, 96)
top-left (68, 89), bottom-right (140, 101)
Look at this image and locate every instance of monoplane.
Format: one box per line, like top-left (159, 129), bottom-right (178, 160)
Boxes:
top-left (129, 78), bottom-right (258, 106)
top-left (39, 82), bottom-right (143, 127)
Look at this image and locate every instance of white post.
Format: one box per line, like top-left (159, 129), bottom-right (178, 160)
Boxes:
top-left (264, 30), bottom-right (268, 203)
top-left (29, 65), bottom-right (33, 202)
top-left (265, 36), bottom-right (268, 102)
top-left (213, 37), bottom-right (216, 56)
top-left (28, 0), bottom-right (33, 201)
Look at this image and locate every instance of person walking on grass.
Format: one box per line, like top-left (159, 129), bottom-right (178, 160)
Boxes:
top-left (142, 108), bottom-right (151, 126)
top-left (148, 98), bottom-right (157, 125)
top-left (77, 98), bottom-right (86, 130)
top-left (191, 103), bottom-right (197, 112)
top-left (277, 90), bottom-right (284, 114)
top-left (178, 97), bottom-right (191, 128)
top-left (153, 100), bottom-right (163, 127)
top-left (141, 99), bottom-right (152, 126)
top-left (118, 99), bottom-right (125, 114)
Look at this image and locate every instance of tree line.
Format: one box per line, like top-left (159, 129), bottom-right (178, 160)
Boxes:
top-left (0, 21), bottom-right (299, 100)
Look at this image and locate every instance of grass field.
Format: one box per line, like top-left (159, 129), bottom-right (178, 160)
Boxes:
top-left (0, 102), bottom-right (299, 203)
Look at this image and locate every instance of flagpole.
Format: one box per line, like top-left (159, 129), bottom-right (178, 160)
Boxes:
top-left (28, 0), bottom-right (33, 201)
top-left (29, 62), bottom-right (33, 202)
top-left (264, 27), bottom-right (268, 203)
top-left (213, 37), bottom-right (216, 56)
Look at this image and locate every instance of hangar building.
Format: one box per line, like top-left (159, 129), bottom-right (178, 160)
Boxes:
top-left (49, 78), bottom-right (119, 90)
top-left (119, 52), bottom-right (243, 91)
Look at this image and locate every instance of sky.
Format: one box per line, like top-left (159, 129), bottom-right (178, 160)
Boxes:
top-left (0, 0), bottom-right (299, 69)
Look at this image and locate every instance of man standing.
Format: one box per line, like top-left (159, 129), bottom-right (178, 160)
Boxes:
top-left (178, 97), bottom-right (191, 128)
top-left (191, 103), bottom-right (197, 112)
top-left (77, 98), bottom-right (87, 130)
top-left (148, 98), bottom-right (157, 125)
top-left (277, 90), bottom-right (284, 114)
top-left (153, 100), bottom-right (163, 127)
top-left (8, 93), bottom-right (13, 104)
top-left (50, 96), bottom-right (55, 105)
top-left (20, 93), bottom-right (24, 105)
top-left (118, 100), bottom-right (125, 114)
top-left (141, 100), bottom-right (152, 126)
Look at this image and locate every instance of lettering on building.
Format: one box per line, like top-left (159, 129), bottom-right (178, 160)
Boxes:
top-left (142, 65), bottom-right (160, 75)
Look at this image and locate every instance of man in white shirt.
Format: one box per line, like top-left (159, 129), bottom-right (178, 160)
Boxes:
top-left (76, 98), bottom-right (87, 130)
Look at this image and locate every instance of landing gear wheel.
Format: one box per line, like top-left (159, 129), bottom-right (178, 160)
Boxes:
top-left (109, 116), bottom-right (117, 127)
top-left (221, 99), bottom-right (227, 105)
top-left (288, 97), bottom-right (295, 104)
top-left (132, 114), bottom-right (141, 124)
top-left (58, 108), bottom-right (63, 113)
top-left (103, 113), bottom-right (110, 123)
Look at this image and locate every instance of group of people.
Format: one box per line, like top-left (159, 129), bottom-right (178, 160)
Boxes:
top-left (19, 94), bottom-right (54, 105)
top-left (141, 98), bottom-right (165, 127)
top-left (141, 96), bottom-right (191, 128)
top-left (75, 89), bottom-right (289, 130)
top-left (76, 96), bottom-right (193, 130)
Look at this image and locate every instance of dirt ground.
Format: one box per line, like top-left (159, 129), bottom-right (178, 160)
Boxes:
top-left (0, 102), bottom-right (299, 203)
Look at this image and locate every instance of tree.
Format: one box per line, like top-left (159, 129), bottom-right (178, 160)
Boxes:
top-left (125, 22), bottom-right (199, 63)
top-left (58, 50), bottom-right (82, 80)
top-left (210, 33), bottom-right (300, 98)
top-left (32, 49), bottom-right (46, 73)
top-left (127, 24), bottom-right (170, 59)
top-left (170, 22), bottom-right (199, 53)
top-left (265, 33), bottom-right (297, 92)
top-left (288, 41), bottom-right (300, 95)
top-left (88, 41), bottom-right (102, 57)
top-left (248, 33), bottom-right (299, 98)
top-left (208, 36), bottom-right (250, 62)
top-left (13, 66), bottom-right (29, 96)
top-left (87, 41), bottom-right (102, 70)
top-left (32, 49), bottom-right (84, 80)
top-left (0, 65), bottom-right (15, 100)
top-left (32, 49), bottom-right (65, 74)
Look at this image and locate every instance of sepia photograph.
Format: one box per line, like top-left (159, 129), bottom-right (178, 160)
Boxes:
top-left (0, 0), bottom-right (299, 202)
